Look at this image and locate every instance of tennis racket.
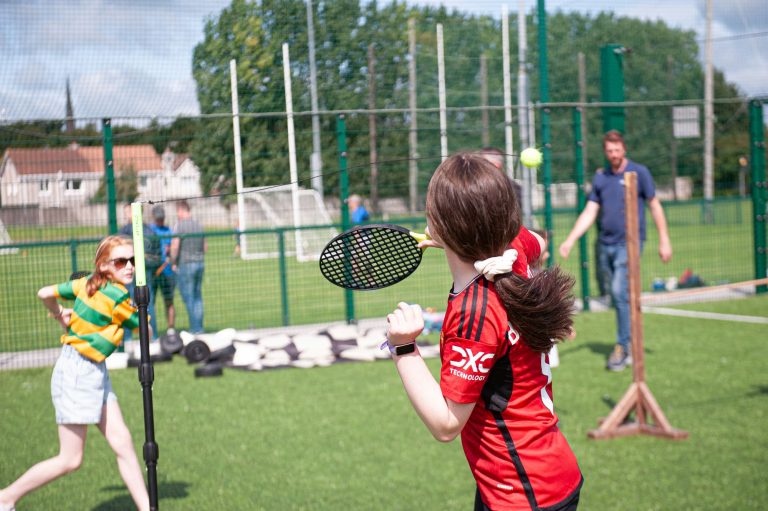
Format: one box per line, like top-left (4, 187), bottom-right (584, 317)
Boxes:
top-left (319, 224), bottom-right (429, 290)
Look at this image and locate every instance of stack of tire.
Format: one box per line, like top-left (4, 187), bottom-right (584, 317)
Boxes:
top-left (124, 333), bottom-right (176, 368)
top-left (179, 328), bottom-right (237, 378)
top-left (141, 324), bottom-right (440, 377)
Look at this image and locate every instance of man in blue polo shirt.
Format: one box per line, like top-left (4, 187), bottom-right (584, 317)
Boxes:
top-left (559, 130), bottom-right (672, 371)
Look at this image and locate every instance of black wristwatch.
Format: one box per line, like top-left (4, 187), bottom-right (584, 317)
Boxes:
top-left (390, 342), bottom-right (416, 356)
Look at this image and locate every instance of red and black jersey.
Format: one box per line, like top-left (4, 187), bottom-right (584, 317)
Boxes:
top-left (439, 228), bottom-right (582, 511)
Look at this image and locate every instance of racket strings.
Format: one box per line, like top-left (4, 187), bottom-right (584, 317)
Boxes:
top-left (320, 227), bottom-right (422, 290)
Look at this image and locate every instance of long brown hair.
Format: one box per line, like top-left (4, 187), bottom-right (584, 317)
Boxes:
top-left (426, 152), bottom-right (574, 353)
top-left (86, 235), bottom-right (132, 297)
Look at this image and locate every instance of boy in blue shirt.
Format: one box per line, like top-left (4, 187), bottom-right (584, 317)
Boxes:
top-left (348, 194), bottom-right (370, 224)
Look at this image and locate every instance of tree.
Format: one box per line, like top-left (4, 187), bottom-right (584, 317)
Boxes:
top-left (91, 164), bottom-right (138, 204)
top-left (189, 1), bottom-right (752, 199)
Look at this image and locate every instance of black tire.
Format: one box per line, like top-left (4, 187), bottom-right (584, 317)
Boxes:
top-left (152, 351), bottom-right (174, 363)
top-left (194, 362), bottom-right (223, 378)
top-left (127, 350), bottom-right (174, 367)
top-left (160, 332), bottom-right (184, 354)
top-left (184, 340), bottom-right (211, 364)
top-left (208, 344), bottom-right (237, 363)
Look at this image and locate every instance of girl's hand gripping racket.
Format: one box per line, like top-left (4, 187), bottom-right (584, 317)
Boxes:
top-left (319, 224), bottom-right (429, 290)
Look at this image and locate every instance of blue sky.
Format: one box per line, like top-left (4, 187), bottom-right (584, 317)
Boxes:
top-left (0, 0), bottom-right (765, 121)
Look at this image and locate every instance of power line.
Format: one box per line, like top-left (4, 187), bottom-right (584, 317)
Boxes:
top-left (701, 30), bottom-right (768, 43)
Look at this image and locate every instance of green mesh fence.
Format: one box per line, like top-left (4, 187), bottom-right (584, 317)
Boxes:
top-left (1, 25), bottom-right (766, 369)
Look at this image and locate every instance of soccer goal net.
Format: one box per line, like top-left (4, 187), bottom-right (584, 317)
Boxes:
top-left (239, 186), bottom-right (337, 262)
top-left (0, 218), bottom-right (18, 255)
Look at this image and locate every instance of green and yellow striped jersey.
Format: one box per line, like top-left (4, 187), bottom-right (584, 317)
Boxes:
top-left (54, 277), bottom-right (141, 362)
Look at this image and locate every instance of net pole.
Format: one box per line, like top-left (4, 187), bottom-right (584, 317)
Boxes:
top-left (229, 59), bottom-right (248, 258)
top-left (537, 0), bottom-right (554, 266)
top-left (518, 0), bottom-right (533, 226)
top-left (283, 43), bottom-right (304, 259)
top-left (749, 99), bottom-right (767, 293)
top-left (436, 24), bottom-right (448, 161)
top-left (587, 174), bottom-right (687, 440)
top-left (573, 107), bottom-right (591, 311)
top-left (131, 202), bottom-right (160, 510)
top-left (502, 4), bottom-right (515, 180)
top-left (624, 173), bottom-right (646, 387)
top-left (336, 115), bottom-right (355, 323)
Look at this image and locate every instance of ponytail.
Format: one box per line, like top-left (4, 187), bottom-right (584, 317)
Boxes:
top-left (86, 272), bottom-right (110, 297)
top-left (494, 266), bottom-right (575, 353)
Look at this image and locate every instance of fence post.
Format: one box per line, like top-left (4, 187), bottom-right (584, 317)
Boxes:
top-left (600, 44), bottom-right (626, 134)
top-left (336, 114), bottom-right (355, 323)
top-left (70, 240), bottom-right (78, 275)
top-left (749, 99), bottom-right (767, 293)
top-left (102, 118), bottom-right (117, 234)
top-left (537, 0), bottom-right (554, 266)
top-left (277, 228), bottom-right (290, 326)
top-left (573, 107), bottom-right (591, 311)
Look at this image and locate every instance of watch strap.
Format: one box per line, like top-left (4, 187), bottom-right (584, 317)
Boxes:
top-left (392, 342), bottom-right (416, 356)
top-left (379, 339), bottom-right (417, 356)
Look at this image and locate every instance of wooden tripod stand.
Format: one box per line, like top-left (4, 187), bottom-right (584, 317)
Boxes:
top-left (588, 172), bottom-right (688, 440)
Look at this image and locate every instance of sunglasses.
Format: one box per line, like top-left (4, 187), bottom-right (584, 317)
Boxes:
top-left (109, 256), bottom-right (135, 269)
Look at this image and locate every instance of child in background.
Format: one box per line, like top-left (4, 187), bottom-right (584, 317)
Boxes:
top-left (0, 236), bottom-right (150, 511)
top-left (383, 153), bottom-right (582, 510)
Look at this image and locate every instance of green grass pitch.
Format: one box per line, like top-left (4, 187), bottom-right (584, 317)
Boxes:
top-left (0, 296), bottom-right (766, 509)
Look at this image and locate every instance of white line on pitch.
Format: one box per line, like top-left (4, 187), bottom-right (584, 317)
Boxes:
top-left (642, 306), bottom-right (768, 324)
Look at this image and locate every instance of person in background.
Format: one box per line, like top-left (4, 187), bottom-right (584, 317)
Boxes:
top-left (171, 200), bottom-right (206, 334)
top-left (347, 194), bottom-right (370, 224)
top-left (0, 236), bottom-right (150, 511)
top-left (559, 130), bottom-right (672, 371)
top-left (150, 205), bottom-right (176, 334)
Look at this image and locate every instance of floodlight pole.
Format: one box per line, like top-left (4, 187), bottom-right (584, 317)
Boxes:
top-left (587, 174), bottom-right (688, 441)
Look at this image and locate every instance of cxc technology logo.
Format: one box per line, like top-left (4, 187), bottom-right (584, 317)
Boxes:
top-left (449, 346), bottom-right (493, 381)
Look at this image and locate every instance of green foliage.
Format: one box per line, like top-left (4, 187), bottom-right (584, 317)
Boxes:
top-left (189, 3), bottom-right (752, 198)
top-left (0, 121), bottom-right (101, 155)
top-left (90, 164), bottom-right (138, 204)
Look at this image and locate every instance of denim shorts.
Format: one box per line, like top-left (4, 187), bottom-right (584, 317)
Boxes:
top-left (51, 344), bottom-right (117, 425)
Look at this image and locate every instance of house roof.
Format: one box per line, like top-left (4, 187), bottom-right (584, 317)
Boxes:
top-left (171, 153), bottom-right (189, 171)
top-left (2, 145), bottom-right (162, 176)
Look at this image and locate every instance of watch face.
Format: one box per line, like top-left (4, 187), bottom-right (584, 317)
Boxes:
top-left (395, 343), bottom-right (416, 356)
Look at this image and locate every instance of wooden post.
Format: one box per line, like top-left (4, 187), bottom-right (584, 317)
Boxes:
top-left (588, 172), bottom-right (688, 440)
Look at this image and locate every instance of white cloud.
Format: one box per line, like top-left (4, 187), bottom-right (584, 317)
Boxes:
top-left (697, 0), bottom-right (768, 32)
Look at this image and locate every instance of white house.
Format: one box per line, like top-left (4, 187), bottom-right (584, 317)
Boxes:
top-left (0, 143), bottom-right (202, 207)
top-left (156, 148), bottom-right (203, 201)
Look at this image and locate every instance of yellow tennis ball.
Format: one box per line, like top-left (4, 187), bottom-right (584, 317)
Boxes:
top-left (520, 147), bottom-right (543, 168)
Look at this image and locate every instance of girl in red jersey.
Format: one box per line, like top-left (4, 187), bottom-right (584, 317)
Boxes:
top-left (0, 236), bottom-right (149, 511)
top-left (384, 153), bottom-right (582, 511)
